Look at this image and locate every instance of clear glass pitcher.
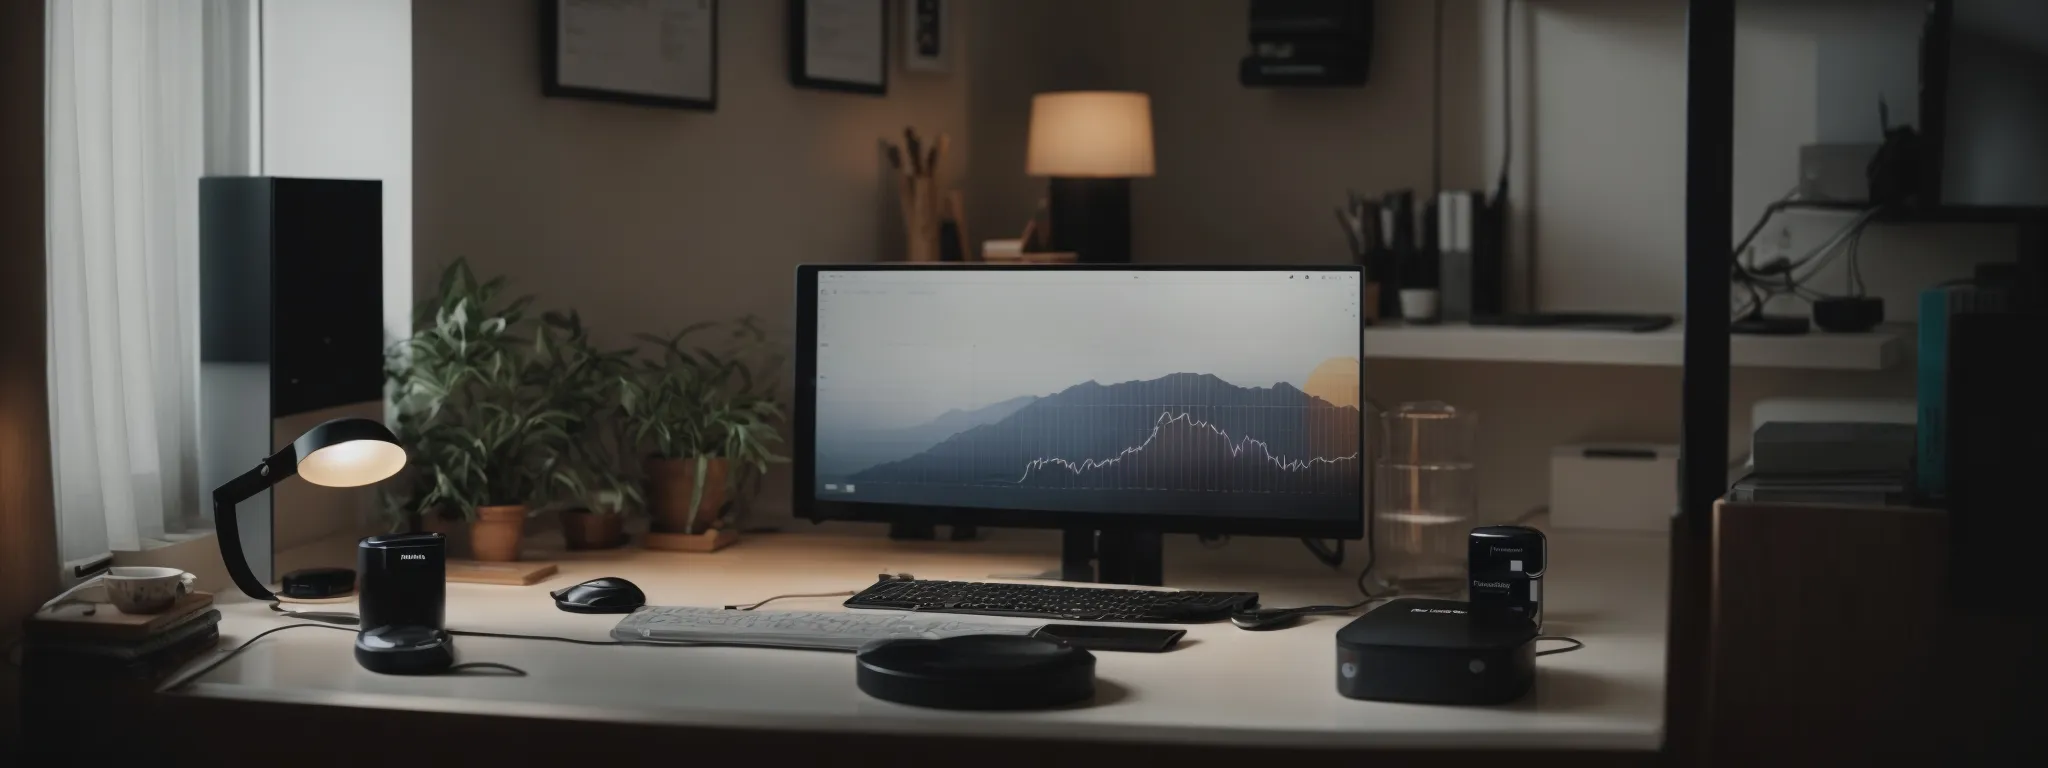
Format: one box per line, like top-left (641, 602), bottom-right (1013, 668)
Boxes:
top-left (1373, 401), bottom-right (1479, 594)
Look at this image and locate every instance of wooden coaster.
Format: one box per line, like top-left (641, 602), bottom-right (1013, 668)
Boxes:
top-left (643, 528), bottom-right (739, 553)
top-left (446, 560), bottom-right (559, 585)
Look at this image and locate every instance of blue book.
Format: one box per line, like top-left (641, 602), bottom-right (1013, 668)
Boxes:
top-left (1919, 283), bottom-right (2012, 497)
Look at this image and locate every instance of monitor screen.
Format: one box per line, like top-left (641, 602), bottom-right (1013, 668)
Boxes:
top-left (800, 266), bottom-right (1362, 534)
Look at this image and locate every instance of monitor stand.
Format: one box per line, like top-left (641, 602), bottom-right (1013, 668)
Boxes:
top-left (1061, 529), bottom-right (1163, 586)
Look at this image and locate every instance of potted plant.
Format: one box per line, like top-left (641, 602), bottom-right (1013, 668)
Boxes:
top-left (385, 260), bottom-right (576, 561)
top-left (534, 309), bottom-right (641, 550)
top-left (620, 317), bottom-right (787, 547)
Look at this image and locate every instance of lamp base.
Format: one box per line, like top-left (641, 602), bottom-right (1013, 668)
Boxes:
top-left (1048, 177), bottom-right (1132, 264)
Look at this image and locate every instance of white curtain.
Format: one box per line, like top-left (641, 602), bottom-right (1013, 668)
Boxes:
top-left (46, 0), bottom-right (206, 564)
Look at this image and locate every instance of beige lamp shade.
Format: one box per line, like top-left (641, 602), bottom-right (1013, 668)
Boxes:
top-left (298, 439), bottom-right (407, 488)
top-left (290, 417), bottom-right (408, 488)
top-left (1026, 91), bottom-right (1156, 178)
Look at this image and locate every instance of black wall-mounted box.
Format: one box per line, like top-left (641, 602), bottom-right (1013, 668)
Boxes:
top-left (1241, 0), bottom-right (1375, 87)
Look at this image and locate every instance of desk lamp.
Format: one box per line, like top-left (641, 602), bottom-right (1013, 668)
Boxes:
top-left (1026, 91), bottom-right (1155, 263)
top-left (212, 417), bottom-right (407, 601)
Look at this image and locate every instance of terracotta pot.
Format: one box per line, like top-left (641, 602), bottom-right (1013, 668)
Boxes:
top-left (469, 505), bottom-right (528, 562)
top-left (558, 508), bottom-right (625, 550)
top-left (645, 456), bottom-right (728, 535)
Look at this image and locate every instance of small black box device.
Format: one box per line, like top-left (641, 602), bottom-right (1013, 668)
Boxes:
top-left (1335, 598), bottom-right (1537, 705)
top-left (1469, 525), bottom-right (1545, 627)
top-left (279, 566), bottom-right (355, 599)
top-left (357, 533), bottom-right (445, 632)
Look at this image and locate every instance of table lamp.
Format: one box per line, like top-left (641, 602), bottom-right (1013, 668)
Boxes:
top-left (212, 417), bottom-right (407, 601)
top-left (1027, 91), bottom-right (1155, 263)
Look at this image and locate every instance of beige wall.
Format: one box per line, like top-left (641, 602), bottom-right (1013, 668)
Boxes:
top-left (967, 0), bottom-right (1488, 270)
top-left (414, 0), bottom-right (972, 523)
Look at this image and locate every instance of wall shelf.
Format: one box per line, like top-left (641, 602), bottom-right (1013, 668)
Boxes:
top-left (1363, 323), bottom-right (1904, 371)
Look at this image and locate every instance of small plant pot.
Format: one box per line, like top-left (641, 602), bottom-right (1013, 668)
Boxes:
top-left (470, 505), bottom-right (528, 562)
top-left (646, 456), bottom-right (728, 535)
top-left (559, 508), bottom-right (626, 550)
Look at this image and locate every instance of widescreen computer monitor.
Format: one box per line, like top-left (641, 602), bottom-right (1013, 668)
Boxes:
top-left (795, 265), bottom-right (1364, 581)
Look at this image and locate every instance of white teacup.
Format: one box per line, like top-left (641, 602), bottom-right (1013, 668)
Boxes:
top-left (42, 567), bottom-right (197, 615)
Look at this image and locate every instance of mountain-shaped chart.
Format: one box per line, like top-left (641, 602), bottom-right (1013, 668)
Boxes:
top-left (815, 394), bottom-right (1038, 477)
top-left (849, 373), bottom-right (1360, 496)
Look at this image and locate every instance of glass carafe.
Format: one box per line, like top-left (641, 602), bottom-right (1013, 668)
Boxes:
top-left (1373, 401), bottom-right (1478, 594)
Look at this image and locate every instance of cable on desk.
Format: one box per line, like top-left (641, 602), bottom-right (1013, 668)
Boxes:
top-left (269, 601), bottom-right (360, 626)
top-left (1536, 636), bottom-right (1585, 656)
top-left (446, 629), bottom-right (620, 646)
top-left (724, 590), bottom-right (857, 611)
top-left (170, 624), bottom-right (602, 689)
top-left (447, 661), bottom-right (527, 677)
top-left (167, 622), bottom-right (357, 690)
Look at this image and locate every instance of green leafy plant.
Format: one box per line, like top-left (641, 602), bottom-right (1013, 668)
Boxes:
top-left (384, 260), bottom-right (578, 524)
top-left (619, 316), bottom-right (789, 531)
top-left (533, 309), bottom-right (642, 515)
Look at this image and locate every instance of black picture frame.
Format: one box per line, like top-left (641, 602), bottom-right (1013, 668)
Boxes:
top-left (541, 0), bottom-right (719, 111)
top-left (788, 0), bottom-right (888, 95)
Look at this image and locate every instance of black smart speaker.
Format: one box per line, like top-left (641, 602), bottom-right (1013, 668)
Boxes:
top-left (357, 533), bottom-right (445, 632)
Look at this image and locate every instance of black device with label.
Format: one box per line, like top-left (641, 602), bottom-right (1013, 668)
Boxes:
top-left (1335, 598), bottom-right (1537, 705)
top-left (357, 533), bottom-right (446, 633)
top-left (1469, 525), bottom-right (1544, 627)
top-left (1034, 623), bottom-right (1186, 653)
top-left (1241, 0), bottom-right (1376, 87)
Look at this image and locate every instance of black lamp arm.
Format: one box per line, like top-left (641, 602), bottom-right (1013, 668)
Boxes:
top-left (212, 445), bottom-right (300, 601)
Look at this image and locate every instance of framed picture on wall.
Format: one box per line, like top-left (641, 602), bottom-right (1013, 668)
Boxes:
top-left (901, 0), bottom-right (947, 73)
top-left (789, 0), bottom-right (888, 95)
top-left (543, 0), bottom-right (718, 110)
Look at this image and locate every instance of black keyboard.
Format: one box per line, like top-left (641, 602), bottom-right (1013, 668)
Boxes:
top-left (844, 578), bottom-right (1259, 623)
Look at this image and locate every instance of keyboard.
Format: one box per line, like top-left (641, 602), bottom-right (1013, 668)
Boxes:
top-left (843, 578), bottom-right (1259, 623)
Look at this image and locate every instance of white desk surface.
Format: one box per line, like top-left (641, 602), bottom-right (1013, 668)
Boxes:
top-left (172, 528), bottom-right (1668, 751)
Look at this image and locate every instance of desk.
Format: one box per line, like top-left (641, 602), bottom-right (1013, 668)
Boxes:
top-left (166, 529), bottom-right (1667, 758)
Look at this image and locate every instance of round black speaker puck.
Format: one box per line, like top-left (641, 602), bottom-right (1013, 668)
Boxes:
top-left (855, 634), bottom-right (1095, 710)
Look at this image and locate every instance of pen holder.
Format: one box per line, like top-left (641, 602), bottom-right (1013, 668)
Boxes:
top-left (900, 176), bottom-right (942, 262)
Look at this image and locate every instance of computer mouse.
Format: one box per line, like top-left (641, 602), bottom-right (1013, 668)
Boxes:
top-left (550, 576), bottom-right (647, 614)
top-left (1230, 608), bottom-right (1304, 631)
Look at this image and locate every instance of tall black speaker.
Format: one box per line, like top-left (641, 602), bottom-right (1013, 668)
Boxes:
top-left (201, 177), bottom-right (383, 585)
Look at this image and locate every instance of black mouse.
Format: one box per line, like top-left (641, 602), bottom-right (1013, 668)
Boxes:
top-left (1230, 608), bottom-right (1304, 631)
top-left (551, 577), bottom-right (646, 614)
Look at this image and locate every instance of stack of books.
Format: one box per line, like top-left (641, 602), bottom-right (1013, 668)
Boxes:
top-left (23, 591), bottom-right (221, 686)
